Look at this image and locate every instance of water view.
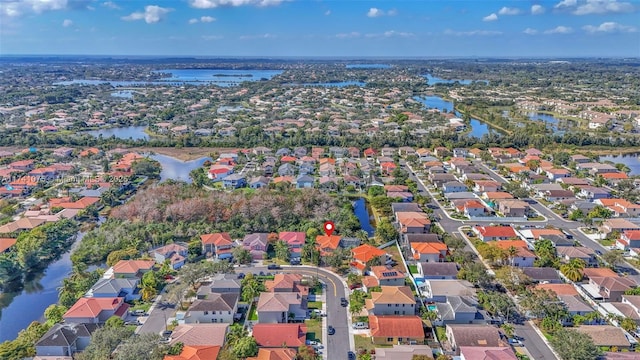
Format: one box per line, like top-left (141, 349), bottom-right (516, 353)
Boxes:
top-left (346, 64), bottom-right (390, 69)
top-left (86, 126), bottom-right (149, 140)
top-left (353, 198), bottom-right (375, 237)
top-left (150, 154), bottom-right (212, 183)
top-left (599, 153), bottom-right (640, 176)
top-left (55, 69), bottom-right (283, 87)
top-left (299, 81), bottom-right (367, 87)
top-left (414, 95), bottom-right (497, 137)
top-left (111, 90), bottom-right (135, 99)
top-left (424, 74), bottom-right (488, 86)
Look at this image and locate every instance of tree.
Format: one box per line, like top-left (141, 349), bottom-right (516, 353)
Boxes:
top-left (501, 323), bottom-right (515, 338)
top-left (587, 205), bottom-right (612, 220)
top-left (231, 337), bottom-right (258, 358)
top-left (549, 328), bottom-right (601, 360)
top-left (75, 326), bottom-right (134, 360)
top-left (374, 217), bottom-right (398, 244)
top-left (477, 291), bottom-right (516, 321)
top-left (226, 324), bottom-right (248, 348)
top-left (232, 247), bottom-right (253, 265)
top-left (519, 288), bottom-right (568, 321)
top-left (296, 345), bottom-right (318, 360)
top-left (105, 316), bottom-right (125, 328)
top-left (131, 158), bottom-right (162, 179)
top-left (349, 290), bottom-right (367, 315)
top-left (44, 304), bottom-right (67, 325)
top-left (495, 266), bottom-right (532, 293)
top-left (114, 333), bottom-right (165, 360)
top-left (241, 273), bottom-right (265, 302)
top-left (533, 239), bottom-right (558, 268)
top-left (602, 250), bottom-right (623, 268)
top-left (274, 240), bottom-right (291, 262)
top-left (620, 317), bottom-right (637, 332)
top-left (560, 258), bottom-right (586, 282)
top-left (457, 262), bottom-right (491, 287)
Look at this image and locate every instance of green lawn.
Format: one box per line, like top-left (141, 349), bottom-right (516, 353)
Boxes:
top-left (354, 335), bottom-right (375, 352)
top-left (435, 326), bottom-right (447, 342)
top-left (248, 303), bottom-right (258, 321)
top-left (308, 301), bottom-right (322, 310)
top-left (129, 302), bottom-right (152, 312)
top-left (408, 264), bottom-right (419, 274)
top-left (305, 319), bottom-right (321, 342)
top-left (600, 239), bottom-right (614, 246)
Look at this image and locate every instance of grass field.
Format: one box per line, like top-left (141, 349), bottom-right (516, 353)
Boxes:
top-left (305, 319), bottom-right (321, 341)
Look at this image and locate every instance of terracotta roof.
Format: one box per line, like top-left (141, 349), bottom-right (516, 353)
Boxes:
top-left (64, 297), bottom-right (127, 319)
top-left (368, 315), bottom-right (424, 338)
top-left (251, 323), bottom-right (306, 347)
top-left (459, 346), bottom-right (517, 360)
top-left (164, 345), bottom-right (221, 360)
top-left (278, 232), bottom-right (305, 246)
top-left (170, 324), bottom-right (229, 346)
top-left (0, 237), bottom-right (17, 252)
top-left (489, 240), bottom-right (528, 249)
top-left (247, 348), bottom-right (297, 360)
top-left (351, 244), bottom-right (386, 263)
top-left (315, 235), bottom-right (341, 252)
top-left (264, 274), bottom-right (308, 296)
top-left (257, 292), bottom-right (303, 312)
top-left (363, 275), bottom-right (379, 288)
top-left (446, 324), bottom-right (505, 348)
top-left (112, 259), bottom-right (155, 274)
top-left (484, 192), bottom-right (514, 199)
top-left (475, 226), bottom-right (517, 238)
top-left (200, 232), bottom-right (232, 246)
top-left (535, 283), bottom-right (579, 296)
top-left (367, 286), bottom-right (415, 308)
top-left (582, 267), bottom-right (619, 279)
top-left (530, 229), bottom-right (563, 239)
top-left (411, 242), bottom-right (448, 255)
top-left (576, 325), bottom-right (631, 347)
top-left (370, 266), bottom-right (406, 280)
top-left (623, 230), bottom-right (640, 241)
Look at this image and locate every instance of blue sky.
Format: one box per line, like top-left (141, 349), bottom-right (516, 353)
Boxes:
top-left (1, 0), bottom-right (638, 57)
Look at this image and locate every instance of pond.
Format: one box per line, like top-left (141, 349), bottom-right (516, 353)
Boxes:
top-left (353, 198), bottom-right (375, 237)
top-left (346, 64), bottom-right (390, 69)
top-left (54, 69), bottom-right (283, 87)
top-left (111, 90), bottom-right (135, 99)
top-left (0, 219), bottom-right (105, 342)
top-left (86, 126), bottom-right (149, 141)
top-left (150, 154), bottom-right (212, 183)
top-left (413, 95), bottom-right (497, 137)
top-left (598, 153), bottom-right (640, 176)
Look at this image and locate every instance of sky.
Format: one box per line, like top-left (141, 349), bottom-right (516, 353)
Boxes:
top-left (0, 0), bottom-right (639, 57)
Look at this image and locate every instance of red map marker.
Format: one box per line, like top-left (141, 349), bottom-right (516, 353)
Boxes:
top-left (323, 221), bottom-right (335, 236)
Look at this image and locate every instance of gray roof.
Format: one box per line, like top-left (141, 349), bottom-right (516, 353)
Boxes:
top-left (521, 267), bottom-right (561, 282)
top-left (420, 262), bottom-right (459, 277)
top-left (436, 296), bottom-right (478, 320)
top-left (391, 203), bottom-right (422, 214)
top-left (35, 323), bottom-right (99, 347)
top-left (209, 273), bottom-right (242, 292)
top-left (296, 174), bottom-right (314, 183)
top-left (188, 293), bottom-right (239, 312)
top-left (404, 234), bottom-right (441, 243)
top-left (243, 233), bottom-right (268, 247)
top-left (88, 278), bottom-right (138, 296)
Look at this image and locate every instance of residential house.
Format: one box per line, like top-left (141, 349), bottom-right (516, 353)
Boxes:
top-left (251, 323), bottom-right (306, 348)
top-left (410, 242), bottom-right (448, 263)
top-left (256, 292), bottom-right (307, 323)
top-left (557, 247), bottom-right (598, 267)
top-left (249, 176), bottom-right (270, 189)
top-left (200, 233), bottom-right (234, 260)
top-left (243, 233), bottom-right (269, 260)
top-left (265, 274), bottom-right (309, 299)
top-left (279, 232), bottom-right (305, 259)
top-left (351, 244), bottom-right (388, 272)
top-left (369, 266), bottom-right (407, 286)
top-left (489, 240), bottom-right (536, 267)
top-left (373, 345), bottom-right (434, 360)
top-left (578, 186), bottom-right (611, 200)
top-left (247, 349), bottom-right (297, 360)
top-left (443, 181), bottom-right (468, 193)
top-left (396, 212), bottom-right (431, 234)
top-left (575, 325), bottom-right (633, 351)
top-left (387, 191), bottom-right (414, 202)
top-left (445, 324), bottom-right (506, 355)
top-left (473, 181), bottom-right (501, 193)
top-left (296, 175), bottom-right (314, 189)
top-left (8, 159), bottom-right (35, 172)
top-left (434, 296), bottom-right (480, 325)
top-left (473, 226), bottom-right (518, 241)
top-left (169, 323), bottom-right (229, 347)
top-left (0, 237), bottom-right (16, 253)
top-left (34, 323), bottom-right (99, 358)
top-left (601, 218), bottom-right (640, 235)
top-left (421, 280), bottom-right (475, 303)
top-left (63, 297), bottom-right (129, 323)
top-left (570, 154), bottom-right (591, 164)
top-left (164, 346), bottom-right (221, 360)
top-left (459, 347), bottom-right (517, 360)
top-left (418, 262), bottom-right (459, 280)
top-left (365, 286), bottom-right (416, 316)
top-left (151, 243), bottom-right (188, 270)
top-left (368, 315), bottom-right (425, 345)
top-left (588, 275), bottom-right (636, 302)
top-left (112, 260), bottom-right (155, 279)
top-left (462, 200), bottom-right (487, 218)
top-left (206, 273), bottom-right (242, 294)
top-left (545, 189), bottom-right (575, 202)
top-left (497, 199), bottom-right (529, 218)
top-left (546, 168), bottom-right (571, 181)
top-left (85, 278), bottom-right (140, 301)
top-left (222, 174), bottom-right (246, 189)
top-left (596, 199), bottom-right (640, 218)
top-left (617, 230), bottom-right (640, 251)
top-left (278, 163), bottom-right (297, 177)
top-left (315, 235), bottom-right (341, 256)
top-left (521, 267), bottom-right (562, 284)
top-left (184, 293), bottom-right (239, 324)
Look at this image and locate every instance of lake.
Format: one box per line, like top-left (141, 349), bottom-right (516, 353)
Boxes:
top-left (414, 95), bottom-right (496, 138)
top-left (353, 198), bottom-right (375, 237)
top-left (54, 69), bottom-right (283, 87)
top-left (297, 81), bottom-right (367, 87)
top-left (86, 126), bottom-right (149, 140)
top-left (423, 74), bottom-right (488, 86)
top-left (111, 90), bottom-right (134, 99)
top-left (346, 64), bottom-right (390, 69)
top-left (150, 154), bottom-right (212, 183)
top-left (598, 153), bottom-right (640, 176)
top-left (0, 220), bottom-right (105, 342)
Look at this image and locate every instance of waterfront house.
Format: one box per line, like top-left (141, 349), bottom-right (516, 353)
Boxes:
top-left (112, 260), bottom-right (155, 278)
top-left (351, 244), bottom-right (388, 272)
top-left (63, 297), bottom-right (129, 324)
top-left (35, 323), bottom-right (99, 358)
top-left (222, 174), bottom-right (246, 189)
top-left (85, 278), bottom-right (140, 301)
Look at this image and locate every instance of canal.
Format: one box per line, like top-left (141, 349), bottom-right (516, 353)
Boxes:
top-left (353, 198), bottom-right (375, 237)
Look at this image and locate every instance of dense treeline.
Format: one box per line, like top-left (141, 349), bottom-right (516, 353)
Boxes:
top-left (72, 183), bottom-right (360, 266)
top-left (0, 219), bottom-right (78, 292)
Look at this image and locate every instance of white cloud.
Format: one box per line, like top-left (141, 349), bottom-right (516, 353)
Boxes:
top-left (336, 32), bottom-right (361, 39)
top-left (544, 26), bottom-right (573, 34)
top-left (188, 18), bottom-right (199, 24)
top-left (482, 13), bottom-right (498, 21)
top-left (1, 0), bottom-right (70, 18)
top-left (202, 35), bottom-right (224, 40)
top-left (367, 7), bottom-right (384, 17)
top-left (62, 19), bottom-right (72, 27)
top-left (531, 4), bottom-right (545, 14)
top-left (573, 0), bottom-right (635, 15)
top-left (239, 33), bottom-right (276, 40)
top-left (554, 0), bottom-right (577, 8)
top-left (200, 15), bottom-right (215, 22)
top-left (324, 10), bottom-right (330, 15)
top-left (122, 5), bottom-right (172, 24)
top-left (523, 28), bottom-right (538, 34)
top-left (365, 30), bottom-right (414, 38)
top-left (498, 7), bottom-right (521, 15)
top-left (387, 8), bottom-right (398, 16)
top-left (102, 1), bottom-right (120, 9)
top-left (445, 29), bottom-right (503, 36)
top-left (189, 0), bottom-right (287, 9)
top-left (583, 21), bottom-right (637, 33)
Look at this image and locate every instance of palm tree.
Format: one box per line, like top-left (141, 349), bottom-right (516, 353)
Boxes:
top-left (560, 258), bottom-right (586, 282)
top-left (506, 246), bottom-right (518, 266)
top-left (140, 283), bottom-right (157, 301)
top-left (226, 324), bottom-right (248, 348)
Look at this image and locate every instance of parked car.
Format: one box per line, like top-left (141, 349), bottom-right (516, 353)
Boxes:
top-left (160, 330), bottom-right (172, 338)
top-left (327, 326), bottom-right (335, 335)
top-left (237, 272), bottom-right (245, 279)
top-left (124, 320), bottom-right (141, 326)
top-left (340, 298), bottom-right (348, 307)
top-left (131, 309), bottom-right (147, 316)
top-left (267, 264), bottom-right (281, 270)
top-left (509, 338), bottom-right (523, 347)
top-left (352, 322), bottom-right (368, 329)
top-left (348, 351), bottom-right (356, 360)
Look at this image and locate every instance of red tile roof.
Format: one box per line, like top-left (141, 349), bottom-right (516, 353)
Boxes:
top-left (279, 232), bottom-right (305, 246)
top-left (64, 297), bottom-right (128, 319)
top-left (0, 238), bottom-right (17, 253)
top-left (113, 260), bottom-right (155, 274)
top-left (475, 226), bottom-right (517, 238)
top-left (368, 315), bottom-right (425, 338)
top-left (251, 323), bottom-right (306, 347)
top-left (200, 233), bottom-right (232, 246)
top-left (164, 345), bottom-right (221, 360)
top-left (351, 244), bottom-right (386, 263)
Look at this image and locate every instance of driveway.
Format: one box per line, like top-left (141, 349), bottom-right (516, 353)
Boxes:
top-left (138, 296), bottom-right (176, 335)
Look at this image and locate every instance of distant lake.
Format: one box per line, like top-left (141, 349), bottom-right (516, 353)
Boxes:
top-left (346, 64), bottom-right (390, 69)
top-left (111, 90), bottom-right (134, 99)
top-left (296, 81), bottom-right (367, 87)
top-left (150, 154), bottom-right (212, 183)
top-left (598, 153), bottom-right (640, 176)
top-left (424, 74), bottom-right (488, 86)
top-left (86, 126), bottom-right (149, 140)
top-left (54, 69), bottom-right (283, 87)
top-left (414, 95), bottom-right (498, 137)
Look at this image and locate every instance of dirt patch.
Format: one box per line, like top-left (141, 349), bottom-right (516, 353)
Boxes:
top-left (130, 147), bottom-right (238, 161)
